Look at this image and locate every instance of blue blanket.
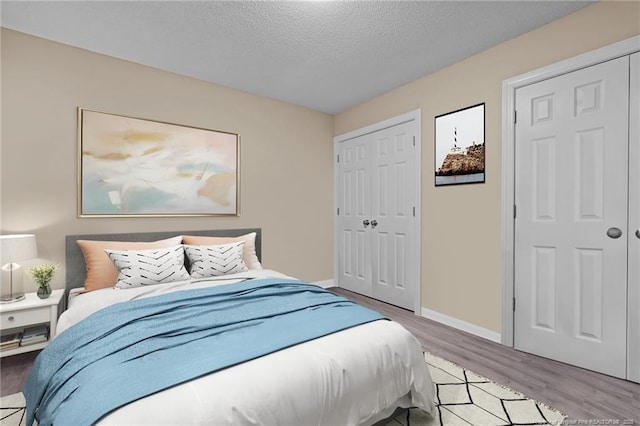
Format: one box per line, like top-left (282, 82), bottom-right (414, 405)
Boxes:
top-left (23, 279), bottom-right (385, 425)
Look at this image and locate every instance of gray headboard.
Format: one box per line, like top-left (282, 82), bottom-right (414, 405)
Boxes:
top-left (65, 228), bottom-right (261, 293)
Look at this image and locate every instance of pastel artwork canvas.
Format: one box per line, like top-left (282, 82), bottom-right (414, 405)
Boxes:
top-left (79, 109), bottom-right (238, 216)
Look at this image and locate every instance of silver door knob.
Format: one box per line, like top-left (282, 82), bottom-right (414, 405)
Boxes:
top-left (371, 220), bottom-right (378, 229)
top-left (363, 220), bottom-right (370, 228)
top-left (607, 227), bottom-right (622, 239)
top-left (636, 229), bottom-right (640, 239)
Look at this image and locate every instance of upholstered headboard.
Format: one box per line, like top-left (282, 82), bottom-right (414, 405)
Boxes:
top-left (65, 228), bottom-right (261, 293)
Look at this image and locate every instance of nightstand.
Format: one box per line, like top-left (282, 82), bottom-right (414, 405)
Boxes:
top-left (0, 289), bottom-right (64, 357)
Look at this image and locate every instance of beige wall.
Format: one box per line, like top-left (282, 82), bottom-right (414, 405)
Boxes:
top-left (2, 1), bottom-right (639, 332)
top-left (1, 29), bottom-right (334, 292)
top-left (334, 1), bottom-right (640, 333)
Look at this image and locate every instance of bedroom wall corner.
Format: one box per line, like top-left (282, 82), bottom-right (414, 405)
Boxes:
top-left (0, 28), bottom-right (335, 292)
top-left (333, 0), bottom-right (640, 335)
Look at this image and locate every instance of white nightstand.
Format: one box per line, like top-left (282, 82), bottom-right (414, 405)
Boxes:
top-left (0, 289), bottom-right (64, 357)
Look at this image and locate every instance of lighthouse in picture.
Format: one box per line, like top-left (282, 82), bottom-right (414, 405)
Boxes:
top-left (449, 127), bottom-right (466, 154)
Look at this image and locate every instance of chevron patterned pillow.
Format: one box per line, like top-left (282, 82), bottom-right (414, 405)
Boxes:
top-left (106, 245), bottom-right (190, 289)
top-left (185, 241), bottom-right (248, 279)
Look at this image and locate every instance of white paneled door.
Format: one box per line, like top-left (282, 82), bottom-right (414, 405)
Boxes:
top-left (514, 56), bottom-right (631, 378)
top-left (337, 120), bottom-right (418, 310)
top-left (337, 133), bottom-right (373, 298)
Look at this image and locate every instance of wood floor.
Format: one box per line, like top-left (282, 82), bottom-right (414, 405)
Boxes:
top-left (329, 288), bottom-right (640, 422)
top-left (1, 350), bottom-right (38, 398)
top-left (2, 288), bottom-right (639, 422)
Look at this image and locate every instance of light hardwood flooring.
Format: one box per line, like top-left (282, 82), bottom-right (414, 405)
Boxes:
top-left (0, 350), bottom-right (38, 398)
top-left (330, 287), bottom-right (640, 422)
top-left (1, 287), bottom-right (639, 422)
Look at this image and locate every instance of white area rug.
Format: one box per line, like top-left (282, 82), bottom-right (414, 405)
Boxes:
top-left (0, 352), bottom-right (566, 425)
top-left (0, 392), bottom-right (25, 426)
top-left (383, 352), bottom-right (567, 425)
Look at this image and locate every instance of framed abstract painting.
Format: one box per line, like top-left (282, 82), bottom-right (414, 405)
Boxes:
top-left (434, 103), bottom-right (485, 186)
top-left (78, 108), bottom-right (239, 217)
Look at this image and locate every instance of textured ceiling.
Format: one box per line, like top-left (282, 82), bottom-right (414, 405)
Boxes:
top-left (1, 1), bottom-right (594, 114)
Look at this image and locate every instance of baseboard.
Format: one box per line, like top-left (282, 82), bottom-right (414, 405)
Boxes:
top-left (421, 307), bottom-right (501, 343)
top-left (320, 280), bottom-right (500, 342)
top-left (312, 279), bottom-right (334, 289)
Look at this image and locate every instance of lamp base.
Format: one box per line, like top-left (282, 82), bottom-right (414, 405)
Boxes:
top-left (1, 262), bottom-right (26, 304)
top-left (0, 293), bottom-right (25, 303)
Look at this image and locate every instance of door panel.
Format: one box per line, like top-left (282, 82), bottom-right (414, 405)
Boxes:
top-left (514, 56), bottom-right (629, 378)
top-left (575, 248), bottom-right (604, 341)
top-left (532, 246), bottom-right (556, 331)
top-left (576, 128), bottom-right (605, 219)
top-left (532, 137), bottom-right (557, 220)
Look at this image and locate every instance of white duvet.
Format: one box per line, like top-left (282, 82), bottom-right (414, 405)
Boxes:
top-left (58, 270), bottom-right (436, 425)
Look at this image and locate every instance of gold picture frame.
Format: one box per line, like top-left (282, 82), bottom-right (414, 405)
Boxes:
top-left (78, 108), bottom-right (240, 217)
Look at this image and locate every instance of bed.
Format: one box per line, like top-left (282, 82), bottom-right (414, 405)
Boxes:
top-left (24, 228), bottom-right (435, 425)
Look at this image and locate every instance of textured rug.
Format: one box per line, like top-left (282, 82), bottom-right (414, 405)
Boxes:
top-left (382, 352), bottom-right (567, 425)
top-left (1, 352), bottom-right (566, 426)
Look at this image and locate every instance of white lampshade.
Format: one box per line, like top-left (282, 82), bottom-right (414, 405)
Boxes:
top-left (1, 234), bottom-right (38, 303)
top-left (0, 234), bottom-right (38, 263)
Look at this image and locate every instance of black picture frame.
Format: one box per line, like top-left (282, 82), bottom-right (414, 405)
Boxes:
top-left (434, 103), bottom-right (485, 186)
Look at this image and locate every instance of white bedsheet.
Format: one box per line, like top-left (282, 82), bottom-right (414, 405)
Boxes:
top-left (58, 271), bottom-right (436, 425)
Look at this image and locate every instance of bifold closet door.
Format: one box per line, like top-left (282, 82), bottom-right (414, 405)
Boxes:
top-left (514, 55), bottom-right (630, 379)
top-left (337, 120), bottom-right (418, 310)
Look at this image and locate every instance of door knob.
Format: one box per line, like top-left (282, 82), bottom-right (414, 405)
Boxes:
top-left (606, 227), bottom-right (622, 239)
top-left (636, 229), bottom-right (640, 239)
top-left (363, 220), bottom-right (370, 228)
top-left (371, 220), bottom-right (378, 229)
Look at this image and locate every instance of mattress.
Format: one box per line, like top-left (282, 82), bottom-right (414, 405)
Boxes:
top-left (52, 270), bottom-right (435, 425)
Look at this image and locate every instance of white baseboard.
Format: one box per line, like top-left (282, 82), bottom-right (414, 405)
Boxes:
top-left (312, 279), bottom-right (334, 289)
top-left (421, 307), bottom-right (501, 343)
top-left (318, 279), bottom-right (499, 342)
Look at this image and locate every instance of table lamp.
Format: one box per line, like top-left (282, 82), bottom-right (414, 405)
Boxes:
top-left (0, 234), bottom-right (37, 303)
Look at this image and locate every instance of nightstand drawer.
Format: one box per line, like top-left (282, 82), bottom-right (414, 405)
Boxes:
top-left (1, 307), bottom-right (49, 329)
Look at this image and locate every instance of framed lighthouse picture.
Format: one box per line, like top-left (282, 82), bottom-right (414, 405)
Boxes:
top-left (434, 103), bottom-right (485, 186)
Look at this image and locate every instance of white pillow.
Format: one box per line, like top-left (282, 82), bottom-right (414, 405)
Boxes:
top-left (184, 241), bottom-right (248, 279)
top-left (181, 232), bottom-right (262, 270)
top-left (105, 245), bottom-right (190, 289)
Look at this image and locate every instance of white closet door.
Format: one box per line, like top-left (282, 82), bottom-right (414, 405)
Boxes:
top-left (370, 122), bottom-right (417, 309)
top-left (337, 134), bottom-right (373, 297)
top-left (514, 56), bottom-right (629, 378)
top-left (628, 52), bottom-right (640, 383)
top-left (336, 117), bottom-right (419, 310)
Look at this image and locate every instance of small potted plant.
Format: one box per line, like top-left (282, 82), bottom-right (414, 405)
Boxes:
top-left (27, 263), bottom-right (59, 299)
